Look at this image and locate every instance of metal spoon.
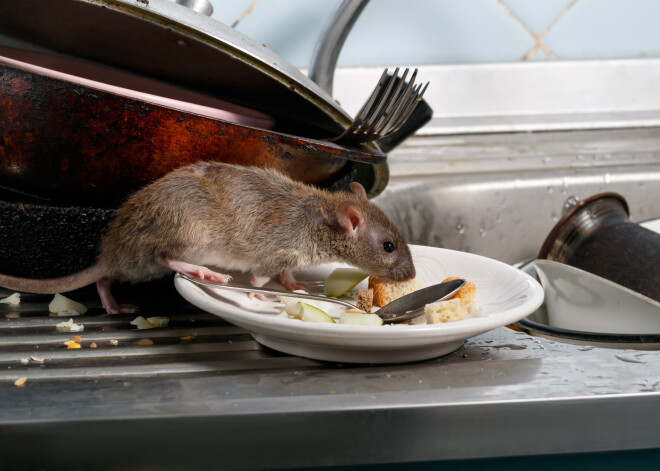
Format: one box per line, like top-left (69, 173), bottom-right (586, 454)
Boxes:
top-left (177, 272), bottom-right (466, 323)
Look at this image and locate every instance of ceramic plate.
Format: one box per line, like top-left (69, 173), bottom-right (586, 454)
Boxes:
top-left (174, 245), bottom-right (544, 364)
top-left (534, 259), bottom-right (660, 334)
top-left (515, 217), bottom-right (660, 349)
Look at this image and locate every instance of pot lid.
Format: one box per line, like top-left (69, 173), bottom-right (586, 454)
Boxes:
top-left (0, 0), bottom-right (353, 138)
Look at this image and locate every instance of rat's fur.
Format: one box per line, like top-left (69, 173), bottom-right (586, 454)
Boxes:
top-left (0, 162), bottom-right (415, 313)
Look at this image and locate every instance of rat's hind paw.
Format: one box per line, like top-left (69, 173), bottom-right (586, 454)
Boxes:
top-left (159, 258), bottom-right (232, 284)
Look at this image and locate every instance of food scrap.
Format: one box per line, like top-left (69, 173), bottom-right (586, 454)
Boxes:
top-left (369, 275), bottom-right (424, 307)
top-left (49, 293), bottom-right (87, 317)
top-left (135, 338), bottom-right (154, 346)
top-left (356, 288), bottom-right (373, 313)
top-left (13, 377), bottom-right (26, 388)
top-left (424, 277), bottom-right (478, 324)
top-left (55, 318), bottom-right (84, 333)
top-left (130, 316), bottom-right (169, 329)
top-left (0, 292), bottom-right (20, 306)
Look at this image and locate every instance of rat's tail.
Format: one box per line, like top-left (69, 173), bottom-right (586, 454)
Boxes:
top-left (0, 264), bottom-right (104, 294)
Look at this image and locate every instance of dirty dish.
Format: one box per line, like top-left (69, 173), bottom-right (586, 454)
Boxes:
top-left (533, 259), bottom-right (660, 334)
top-left (177, 273), bottom-right (466, 324)
top-left (174, 245), bottom-right (544, 364)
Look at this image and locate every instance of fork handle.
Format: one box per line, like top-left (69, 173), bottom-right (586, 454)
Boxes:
top-left (176, 273), bottom-right (358, 310)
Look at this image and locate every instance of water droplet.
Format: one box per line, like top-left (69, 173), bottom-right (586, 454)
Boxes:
top-left (456, 223), bottom-right (465, 234)
top-left (562, 195), bottom-right (580, 215)
top-left (479, 228), bottom-right (486, 237)
top-left (547, 187), bottom-right (554, 194)
top-left (615, 353), bottom-right (647, 364)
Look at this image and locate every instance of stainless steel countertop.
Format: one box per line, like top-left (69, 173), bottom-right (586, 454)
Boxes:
top-left (1, 283), bottom-right (659, 470)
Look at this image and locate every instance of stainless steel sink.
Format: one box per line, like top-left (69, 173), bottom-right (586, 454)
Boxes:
top-left (374, 127), bottom-right (660, 264)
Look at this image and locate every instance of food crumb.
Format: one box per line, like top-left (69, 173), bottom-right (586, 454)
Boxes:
top-left (135, 338), bottom-right (153, 346)
top-left (30, 356), bottom-right (44, 363)
top-left (13, 377), bottom-right (26, 387)
top-left (89, 342), bottom-right (98, 349)
top-left (180, 335), bottom-right (197, 341)
top-left (55, 318), bottom-right (84, 332)
top-left (67, 342), bottom-right (81, 349)
top-left (72, 335), bottom-right (82, 343)
top-left (63, 340), bottom-right (75, 346)
top-left (109, 339), bottom-right (119, 346)
top-left (20, 358), bottom-right (29, 365)
top-left (329, 390), bottom-right (336, 394)
top-left (0, 292), bottom-right (21, 306)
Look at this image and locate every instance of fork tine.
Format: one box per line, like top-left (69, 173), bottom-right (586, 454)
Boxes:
top-left (350, 68), bottom-right (390, 129)
top-left (368, 68), bottom-right (412, 134)
top-left (361, 68), bottom-right (416, 138)
top-left (354, 67), bottom-right (401, 136)
top-left (327, 66), bottom-right (428, 145)
top-left (373, 68), bottom-right (418, 135)
top-left (383, 79), bottom-right (428, 136)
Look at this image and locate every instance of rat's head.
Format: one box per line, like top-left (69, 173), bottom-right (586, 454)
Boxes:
top-left (330, 182), bottom-right (415, 281)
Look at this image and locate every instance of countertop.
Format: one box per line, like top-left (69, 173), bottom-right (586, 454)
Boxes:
top-left (1, 282), bottom-right (659, 470)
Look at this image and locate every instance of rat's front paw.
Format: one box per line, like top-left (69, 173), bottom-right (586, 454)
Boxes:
top-left (277, 269), bottom-right (309, 292)
top-left (248, 292), bottom-right (267, 301)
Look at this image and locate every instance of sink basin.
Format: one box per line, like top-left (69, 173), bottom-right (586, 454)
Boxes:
top-left (374, 128), bottom-right (660, 264)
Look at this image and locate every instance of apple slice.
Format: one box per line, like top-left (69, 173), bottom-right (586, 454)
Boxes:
top-left (48, 293), bottom-right (88, 316)
top-left (299, 303), bottom-right (335, 323)
top-left (338, 312), bottom-right (384, 326)
top-left (324, 268), bottom-right (368, 297)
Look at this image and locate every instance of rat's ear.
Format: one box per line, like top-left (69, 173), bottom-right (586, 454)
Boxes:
top-left (336, 201), bottom-right (364, 237)
top-left (349, 182), bottom-right (368, 200)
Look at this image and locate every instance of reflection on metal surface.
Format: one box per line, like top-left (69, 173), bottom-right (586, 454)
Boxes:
top-left (374, 128), bottom-right (660, 264)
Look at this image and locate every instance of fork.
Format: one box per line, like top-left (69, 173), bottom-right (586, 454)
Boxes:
top-left (328, 67), bottom-right (429, 146)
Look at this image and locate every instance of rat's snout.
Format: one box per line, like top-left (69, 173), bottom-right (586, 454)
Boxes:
top-left (388, 262), bottom-right (416, 282)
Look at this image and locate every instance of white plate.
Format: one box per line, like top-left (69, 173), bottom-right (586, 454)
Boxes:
top-left (534, 259), bottom-right (660, 334)
top-left (174, 245), bottom-right (544, 364)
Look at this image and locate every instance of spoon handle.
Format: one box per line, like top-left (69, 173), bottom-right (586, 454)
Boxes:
top-left (176, 272), bottom-right (358, 310)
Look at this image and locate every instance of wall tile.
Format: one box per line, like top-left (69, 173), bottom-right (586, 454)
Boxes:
top-left (544, 0), bottom-right (660, 60)
top-left (500, 0), bottom-right (575, 35)
top-left (339, 0), bottom-right (537, 66)
top-left (207, 0), bottom-right (660, 67)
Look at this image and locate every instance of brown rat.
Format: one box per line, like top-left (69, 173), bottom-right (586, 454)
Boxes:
top-left (0, 162), bottom-right (416, 313)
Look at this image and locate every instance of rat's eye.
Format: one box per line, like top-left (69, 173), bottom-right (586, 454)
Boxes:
top-left (383, 241), bottom-right (395, 253)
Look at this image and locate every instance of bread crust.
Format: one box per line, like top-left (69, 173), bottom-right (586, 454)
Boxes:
top-left (368, 276), bottom-right (424, 307)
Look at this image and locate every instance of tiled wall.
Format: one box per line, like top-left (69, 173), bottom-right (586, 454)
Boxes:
top-left (207, 0), bottom-right (660, 68)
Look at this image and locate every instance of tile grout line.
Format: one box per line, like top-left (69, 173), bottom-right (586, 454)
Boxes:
top-left (231, 0), bottom-right (262, 29)
top-left (495, 0), bottom-right (581, 61)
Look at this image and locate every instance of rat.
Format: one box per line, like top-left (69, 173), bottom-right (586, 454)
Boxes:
top-left (0, 162), bottom-right (416, 314)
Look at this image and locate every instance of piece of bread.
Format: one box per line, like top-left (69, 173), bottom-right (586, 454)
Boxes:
top-left (425, 298), bottom-right (467, 324)
top-left (368, 275), bottom-right (424, 307)
top-left (356, 289), bottom-right (373, 313)
top-left (442, 277), bottom-right (477, 313)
